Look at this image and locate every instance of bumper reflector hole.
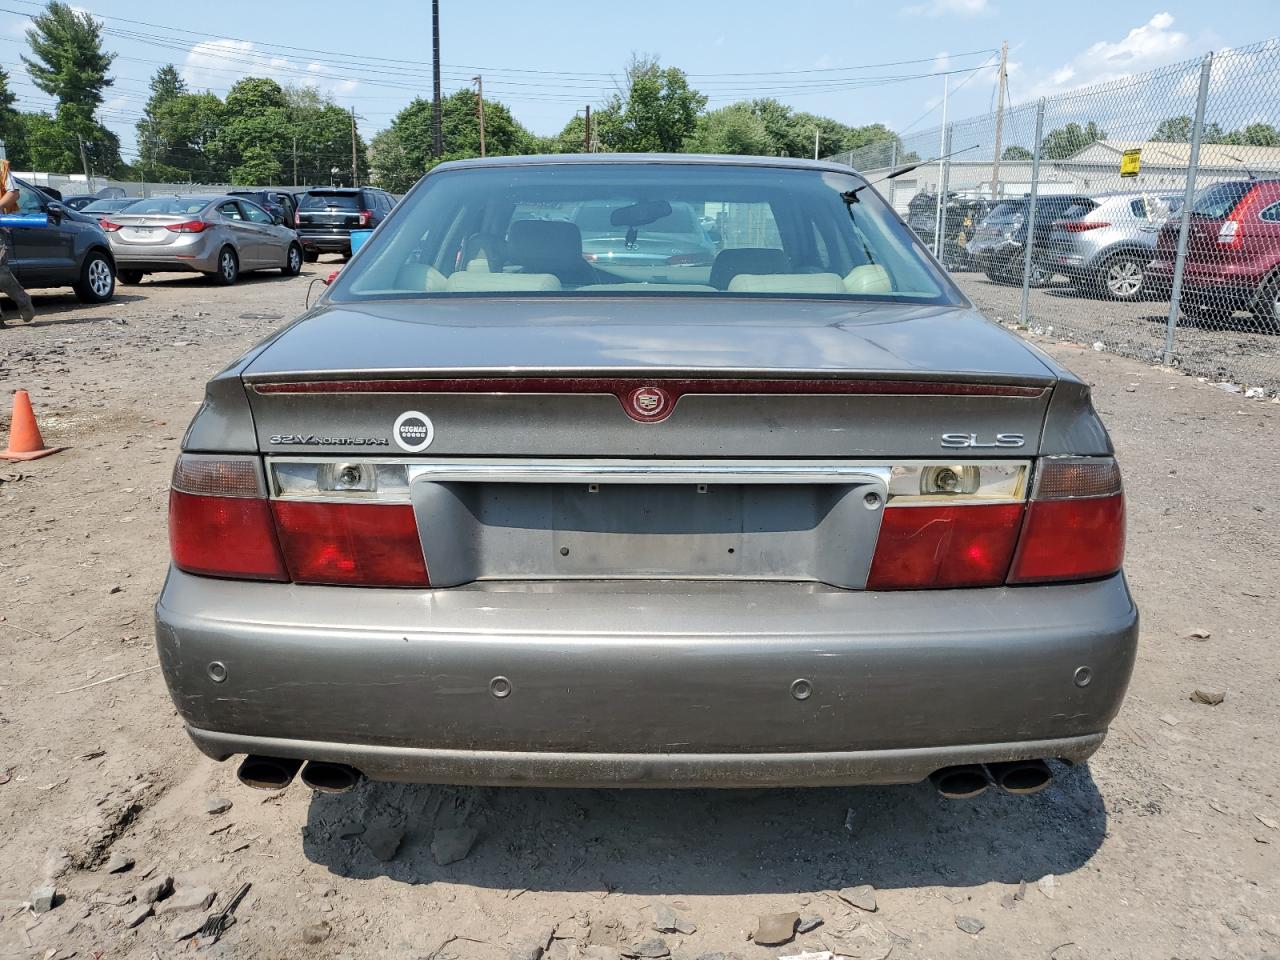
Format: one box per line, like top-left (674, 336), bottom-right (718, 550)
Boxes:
top-left (1074, 666), bottom-right (1093, 688)
top-left (559, 546), bottom-right (570, 557)
top-left (208, 661), bottom-right (228, 683)
top-left (791, 678), bottom-right (813, 701)
top-left (489, 676), bottom-right (512, 699)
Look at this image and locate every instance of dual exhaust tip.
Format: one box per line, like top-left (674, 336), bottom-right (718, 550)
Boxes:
top-left (236, 755), bottom-right (362, 794)
top-left (929, 759), bottom-right (1053, 799)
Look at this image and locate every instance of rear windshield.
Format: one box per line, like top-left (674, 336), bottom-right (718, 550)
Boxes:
top-left (331, 162), bottom-right (956, 304)
top-left (985, 201), bottom-right (1026, 224)
top-left (122, 197), bottom-right (210, 215)
top-left (82, 199), bottom-right (136, 212)
top-left (1191, 181), bottom-right (1252, 218)
top-left (301, 192), bottom-right (361, 211)
top-left (1060, 200), bottom-right (1099, 220)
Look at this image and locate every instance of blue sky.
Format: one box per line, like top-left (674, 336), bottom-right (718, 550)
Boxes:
top-left (0, 0), bottom-right (1274, 163)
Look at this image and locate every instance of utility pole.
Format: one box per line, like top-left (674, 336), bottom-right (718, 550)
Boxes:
top-left (473, 75), bottom-right (486, 157)
top-left (350, 106), bottom-right (359, 187)
top-left (990, 40), bottom-right (1009, 200)
top-left (932, 74), bottom-right (949, 258)
top-left (813, 127), bottom-right (821, 160)
top-left (77, 135), bottom-right (93, 191)
top-left (583, 105), bottom-right (591, 152)
top-left (292, 136), bottom-right (298, 188)
top-left (431, 0), bottom-right (443, 157)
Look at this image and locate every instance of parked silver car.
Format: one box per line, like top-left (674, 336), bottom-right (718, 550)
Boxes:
top-left (156, 155), bottom-right (1136, 796)
top-left (102, 195), bottom-right (304, 285)
top-left (1038, 193), bottom-right (1183, 301)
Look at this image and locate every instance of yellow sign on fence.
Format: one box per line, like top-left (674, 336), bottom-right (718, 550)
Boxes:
top-left (1120, 148), bottom-right (1142, 178)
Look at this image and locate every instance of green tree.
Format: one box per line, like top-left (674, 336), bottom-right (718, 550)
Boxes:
top-left (1040, 121), bottom-right (1106, 160)
top-left (1001, 145), bottom-right (1033, 160)
top-left (22, 1), bottom-right (121, 174)
top-left (1151, 115), bottom-right (1226, 143)
top-left (1221, 122), bottom-right (1280, 147)
top-left (0, 66), bottom-right (20, 163)
top-left (597, 57), bottom-right (706, 153)
top-left (283, 85), bottom-right (368, 187)
top-left (370, 90), bottom-right (536, 192)
top-left (136, 64), bottom-right (191, 180)
top-left (684, 103), bottom-right (773, 156)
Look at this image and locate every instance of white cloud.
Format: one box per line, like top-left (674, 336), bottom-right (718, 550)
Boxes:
top-left (1027, 12), bottom-right (1191, 98)
top-left (903, 0), bottom-right (990, 17)
top-left (182, 39), bottom-right (358, 98)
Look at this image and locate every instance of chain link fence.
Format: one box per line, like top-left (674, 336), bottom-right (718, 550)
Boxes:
top-left (828, 38), bottom-right (1280, 397)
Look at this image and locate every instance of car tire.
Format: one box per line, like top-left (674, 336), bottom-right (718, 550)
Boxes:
top-left (211, 247), bottom-right (239, 286)
top-left (984, 270), bottom-right (1017, 286)
top-left (72, 250), bottom-right (116, 303)
top-left (303, 250), bottom-right (320, 263)
top-left (1251, 276), bottom-right (1280, 332)
top-left (281, 243), bottom-right (303, 277)
top-left (1097, 254), bottom-right (1145, 301)
top-left (118, 269), bottom-right (144, 285)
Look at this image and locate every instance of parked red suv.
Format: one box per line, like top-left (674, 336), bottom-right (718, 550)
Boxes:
top-left (1150, 179), bottom-right (1280, 327)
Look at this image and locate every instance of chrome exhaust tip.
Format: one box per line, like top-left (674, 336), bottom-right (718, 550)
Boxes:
top-left (299, 760), bottom-right (362, 794)
top-left (929, 764), bottom-right (991, 799)
top-left (988, 759), bottom-right (1053, 795)
top-left (236, 755), bottom-right (303, 791)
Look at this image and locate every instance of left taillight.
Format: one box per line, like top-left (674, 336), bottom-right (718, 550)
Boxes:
top-left (169, 455), bottom-right (288, 581)
top-left (357, 210), bottom-right (373, 227)
top-left (267, 460), bottom-right (429, 587)
top-left (99, 219), bottom-right (122, 232)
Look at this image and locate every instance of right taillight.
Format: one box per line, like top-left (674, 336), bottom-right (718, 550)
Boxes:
top-left (169, 455), bottom-right (288, 581)
top-left (1007, 457), bottom-right (1125, 584)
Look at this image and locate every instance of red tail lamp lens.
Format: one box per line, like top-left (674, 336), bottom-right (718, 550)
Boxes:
top-left (270, 501), bottom-right (428, 587)
top-left (1008, 494), bottom-right (1125, 583)
top-left (1007, 457), bottom-right (1125, 584)
top-left (99, 219), bottom-right (122, 232)
top-left (867, 503), bottom-right (1024, 590)
top-left (169, 490), bottom-right (288, 581)
top-left (164, 220), bottom-right (209, 233)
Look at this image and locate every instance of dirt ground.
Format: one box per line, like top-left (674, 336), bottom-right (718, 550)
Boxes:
top-left (1, 266), bottom-right (1278, 960)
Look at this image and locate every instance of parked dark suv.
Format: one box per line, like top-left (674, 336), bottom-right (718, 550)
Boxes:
top-left (905, 192), bottom-right (993, 271)
top-left (1149, 179), bottom-right (1280, 328)
top-left (968, 194), bottom-right (1091, 286)
top-left (228, 190), bottom-right (299, 229)
top-left (295, 187), bottom-right (396, 260)
top-left (5, 176), bottom-right (117, 303)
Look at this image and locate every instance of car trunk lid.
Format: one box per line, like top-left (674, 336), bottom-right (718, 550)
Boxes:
top-left (242, 298), bottom-right (1056, 459)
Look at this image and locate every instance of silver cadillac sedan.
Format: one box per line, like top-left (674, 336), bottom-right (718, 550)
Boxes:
top-left (103, 195), bottom-right (303, 285)
top-left (156, 155), bottom-right (1136, 798)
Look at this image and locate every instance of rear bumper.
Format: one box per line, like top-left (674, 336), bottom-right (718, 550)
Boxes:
top-left (155, 569), bottom-right (1138, 787)
top-left (186, 727), bottom-right (1106, 788)
top-left (298, 233), bottom-right (352, 253)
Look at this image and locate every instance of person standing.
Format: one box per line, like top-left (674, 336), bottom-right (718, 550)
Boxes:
top-left (0, 157), bottom-right (37, 327)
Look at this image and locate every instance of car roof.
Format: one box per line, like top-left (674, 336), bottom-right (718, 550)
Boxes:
top-left (432, 152), bottom-right (866, 177)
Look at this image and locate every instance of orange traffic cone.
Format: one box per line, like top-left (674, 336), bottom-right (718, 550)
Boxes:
top-left (1, 390), bottom-right (64, 461)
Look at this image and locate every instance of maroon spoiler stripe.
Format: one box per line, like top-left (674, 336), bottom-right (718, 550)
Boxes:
top-left (253, 377), bottom-right (1046, 398)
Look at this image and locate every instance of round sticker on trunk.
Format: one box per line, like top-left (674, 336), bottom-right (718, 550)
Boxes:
top-left (393, 411), bottom-right (434, 452)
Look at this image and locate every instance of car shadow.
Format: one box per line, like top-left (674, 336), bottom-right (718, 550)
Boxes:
top-left (300, 760), bottom-right (1106, 895)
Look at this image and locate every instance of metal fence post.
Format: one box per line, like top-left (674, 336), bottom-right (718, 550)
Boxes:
top-left (1164, 52), bottom-right (1214, 365)
top-left (1019, 99), bottom-right (1046, 328)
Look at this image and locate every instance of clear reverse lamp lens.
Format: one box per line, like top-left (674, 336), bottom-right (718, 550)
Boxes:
top-left (887, 462), bottom-right (1027, 504)
top-left (921, 465), bottom-right (980, 495)
top-left (322, 462), bottom-right (376, 492)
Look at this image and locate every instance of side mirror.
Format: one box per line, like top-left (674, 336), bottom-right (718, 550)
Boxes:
top-left (272, 212), bottom-right (285, 226)
top-left (46, 202), bottom-right (65, 222)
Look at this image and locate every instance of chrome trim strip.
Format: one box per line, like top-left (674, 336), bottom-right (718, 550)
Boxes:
top-left (264, 457), bottom-right (1031, 506)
